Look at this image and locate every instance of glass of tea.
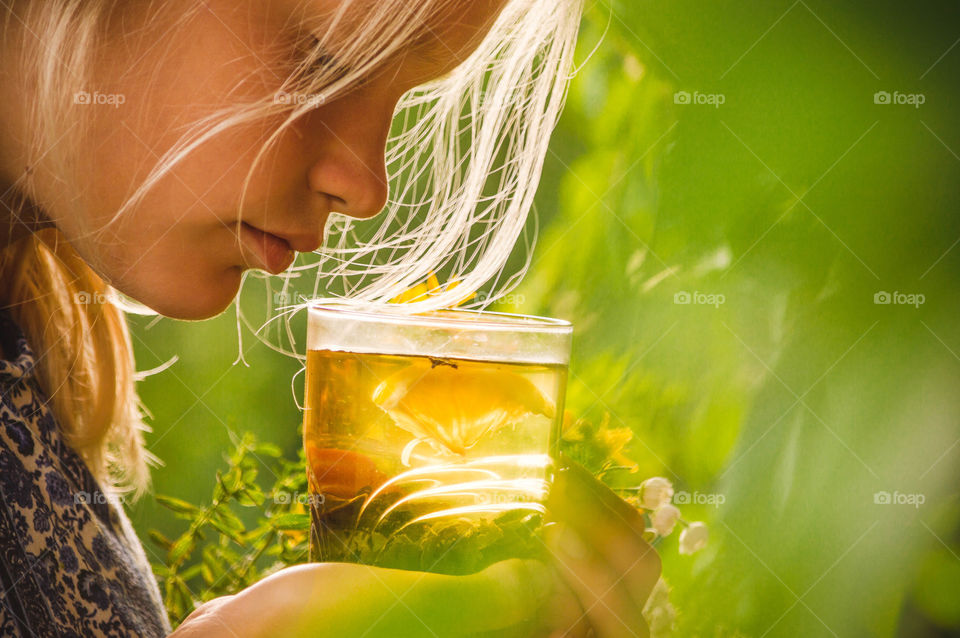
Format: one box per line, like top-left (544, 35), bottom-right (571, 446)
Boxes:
top-left (303, 303), bottom-right (572, 576)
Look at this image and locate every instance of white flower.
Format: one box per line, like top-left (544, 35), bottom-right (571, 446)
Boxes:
top-left (639, 477), bottom-right (674, 510)
top-left (651, 504), bottom-right (681, 536)
top-left (642, 579), bottom-right (676, 638)
top-left (679, 521), bottom-right (708, 555)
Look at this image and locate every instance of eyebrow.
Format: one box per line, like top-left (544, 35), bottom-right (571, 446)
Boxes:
top-left (300, 22), bottom-right (453, 82)
top-left (407, 27), bottom-right (436, 50)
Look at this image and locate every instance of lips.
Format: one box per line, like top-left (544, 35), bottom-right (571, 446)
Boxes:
top-left (239, 222), bottom-right (297, 275)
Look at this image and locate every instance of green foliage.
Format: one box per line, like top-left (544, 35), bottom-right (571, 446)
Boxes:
top-left (329, 510), bottom-right (548, 576)
top-left (150, 417), bottom-right (676, 628)
top-left (513, 2), bottom-right (960, 636)
top-left (149, 433), bottom-right (311, 626)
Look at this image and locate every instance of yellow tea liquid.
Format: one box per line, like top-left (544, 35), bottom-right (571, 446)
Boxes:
top-left (303, 349), bottom-right (566, 575)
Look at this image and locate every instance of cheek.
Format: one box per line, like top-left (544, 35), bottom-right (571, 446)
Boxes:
top-left (93, 218), bottom-right (248, 319)
top-left (85, 116), bottom-right (287, 233)
top-left (81, 129), bottom-right (307, 319)
top-left (82, 3), bottom-right (295, 227)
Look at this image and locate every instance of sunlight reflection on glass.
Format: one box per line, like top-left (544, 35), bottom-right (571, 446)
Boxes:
top-left (303, 305), bottom-right (571, 575)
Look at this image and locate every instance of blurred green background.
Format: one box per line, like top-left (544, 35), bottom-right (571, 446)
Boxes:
top-left (128, 1), bottom-right (960, 635)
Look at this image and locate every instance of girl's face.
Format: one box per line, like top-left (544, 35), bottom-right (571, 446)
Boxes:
top-left (31, 0), bottom-right (503, 319)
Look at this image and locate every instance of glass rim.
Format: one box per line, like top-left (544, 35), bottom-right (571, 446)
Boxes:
top-left (307, 303), bottom-right (573, 335)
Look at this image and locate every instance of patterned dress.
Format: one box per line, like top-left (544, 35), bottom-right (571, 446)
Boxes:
top-left (0, 308), bottom-right (171, 637)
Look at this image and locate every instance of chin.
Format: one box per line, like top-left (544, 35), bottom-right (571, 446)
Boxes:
top-left (124, 267), bottom-right (244, 321)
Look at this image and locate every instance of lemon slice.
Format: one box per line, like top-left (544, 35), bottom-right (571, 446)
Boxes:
top-left (372, 360), bottom-right (555, 455)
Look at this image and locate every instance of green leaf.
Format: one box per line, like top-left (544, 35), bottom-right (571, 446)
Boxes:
top-left (148, 529), bottom-right (173, 551)
top-left (269, 513), bottom-right (311, 531)
top-left (169, 533), bottom-right (196, 564)
top-left (222, 467), bottom-right (244, 493)
top-left (256, 442), bottom-right (283, 457)
top-left (208, 511), bottom-right (247, 546)
top-left (156, 495), bottom-right (201, 516)
top-left (200, 562), bottom-right (214, 585)
top-left (212, 507), bottom-right (246, 533)
top-left (180, 563), bottom-right (202, 581)
top-left (241, 466), bottom-right (259, 485)
top-left (236, 485), bottom-right (266, 507)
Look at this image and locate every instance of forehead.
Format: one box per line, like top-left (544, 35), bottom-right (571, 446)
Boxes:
top-left (406, 0), bottom-right (507, 59)
top-left (293, 0), bottom-right (507, 72)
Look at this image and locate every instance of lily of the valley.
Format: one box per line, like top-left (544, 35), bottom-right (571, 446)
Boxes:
top-left (652, 504), bottom-right (681, 536)
top-left (639, 477), bottom-right (674, 510)
top-left (679, 521), bottom-right (709, 555)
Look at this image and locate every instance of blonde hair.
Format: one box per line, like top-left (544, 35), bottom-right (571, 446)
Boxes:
top-left (1, 0), bottom-right (582, 495)
top-left (254, 0), bottom-right (582, 359)
top-left (0, 226), bottom-right (154, 496)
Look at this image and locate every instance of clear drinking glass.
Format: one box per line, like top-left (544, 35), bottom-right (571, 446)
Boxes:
top-left (303, 303), bottom-right (572, 575)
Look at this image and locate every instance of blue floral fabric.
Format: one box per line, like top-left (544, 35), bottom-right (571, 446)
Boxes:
top-left (0, 308), bottom-right (170, 637)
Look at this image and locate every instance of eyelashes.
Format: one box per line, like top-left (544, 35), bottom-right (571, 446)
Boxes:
top-left (299, 36), bottom-right (350, 83)
top-left (290, 31), bottom-right (388, 99)
top-left (305, 51), bottom-right (342, 78)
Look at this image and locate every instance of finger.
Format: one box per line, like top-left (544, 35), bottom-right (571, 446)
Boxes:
top-left (538, 565), bottom-right (593, 638)
top-left (547, 460), bottom-right (662, 603)
top-left (455, 559), bottom-right (560, 635)
top-left (396, 559), bottom-right (561, 637)
top-left (464, 568), bottom-right (590, 638)
top-left (545, 523), bottom-right (649, 638)
top-left (264, 561), bottom-right (555, 637)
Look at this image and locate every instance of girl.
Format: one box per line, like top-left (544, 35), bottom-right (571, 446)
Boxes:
top-left (0, 1), bottom-right (660, 636)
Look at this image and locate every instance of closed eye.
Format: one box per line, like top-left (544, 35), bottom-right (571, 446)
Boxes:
top-left (303, 47), bottom-right (350, 82)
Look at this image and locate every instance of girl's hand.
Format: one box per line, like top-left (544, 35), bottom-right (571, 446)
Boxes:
top-left (169, 459), bottom-right (660, 638)
top-left (544, 458), bottom-right (662, 638)
top-left (170, 558), bottom-right (573, 638)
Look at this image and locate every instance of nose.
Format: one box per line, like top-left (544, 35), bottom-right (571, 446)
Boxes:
top-left (305, 97), bottom-right (391, 220)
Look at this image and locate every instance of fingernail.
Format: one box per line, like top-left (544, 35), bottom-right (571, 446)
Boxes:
top-left (546, 522), bottom-right (590, 561)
